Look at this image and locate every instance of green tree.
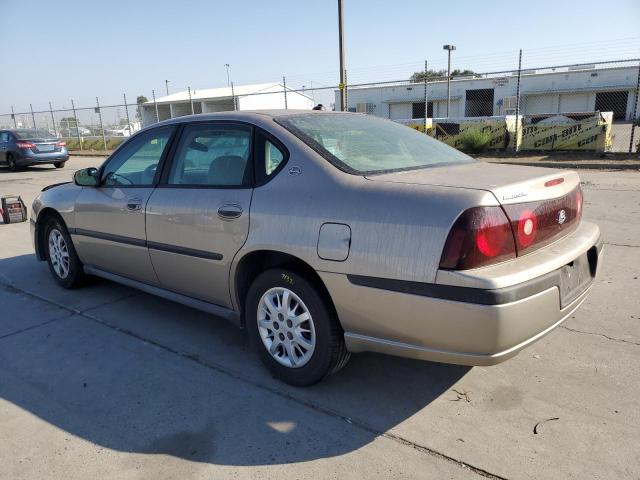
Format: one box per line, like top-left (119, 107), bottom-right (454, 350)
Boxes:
top-left (410, 68), bottom-right (477, 83)
top-left (59, 116), bottom-right (78, 128)
top-left (136, 95), bottom-right (148, 104)
top-left (410, 69), bottom-right (447, 83)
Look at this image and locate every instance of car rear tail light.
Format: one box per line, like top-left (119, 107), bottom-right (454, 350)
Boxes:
top-left (502, 185), bottom-right (583, 255)
top-left (440, 186), bottom-right (584, 270)
top-left (516, 209), bottom-right (538, 248)
top-left (56, 141), bottom-right (66, 147)
top-left (439, 206), bottom-right (516, 270)
top-left (16, 141), bottom-right (36, 150)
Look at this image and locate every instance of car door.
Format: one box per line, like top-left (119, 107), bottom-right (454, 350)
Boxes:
top-left (73, 126), bottom-right (176, 284)
top-left (145, 122), bottom-right (254, 307)
top-left (0, 132), bottom-right (8, 163)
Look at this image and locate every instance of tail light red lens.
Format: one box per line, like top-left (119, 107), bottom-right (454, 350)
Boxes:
top-left (440, 185), bottom-right (584, 270)
top-left (56, 141), bottom-right (66, 147)
top-left (503, 185), bottom-right (583, 255)
top-left (516, 209), bottom-right (538, 248)
top-left (439, 206), bottom-right (516, 270)
top-left (16, 141), bottom-right (36, 150)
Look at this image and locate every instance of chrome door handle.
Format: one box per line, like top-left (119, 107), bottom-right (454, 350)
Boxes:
top-left (218, 203), bottom-right (243, 220)
top-left (126, 198), bottom-right (142, 211)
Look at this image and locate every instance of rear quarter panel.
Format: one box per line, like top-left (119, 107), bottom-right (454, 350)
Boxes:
top-left (234, 123), bottom-right (498, 309)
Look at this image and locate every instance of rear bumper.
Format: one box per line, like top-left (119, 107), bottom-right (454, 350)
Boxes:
top-left (16, 150), bottom-right (68, 166)
top-left (320, 222), bottom-right (603, 366)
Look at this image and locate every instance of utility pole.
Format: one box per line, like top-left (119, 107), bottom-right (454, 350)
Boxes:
top-left (338, 0), bottom-right (346, 111)
top-left (224, 64), bottom-right (231, 87)
top-left (514, 49), bottom-right (523, 153)
top-left (423, 60), bottom-right (428, 134)
top-left (443, 44), bottom-right (456, 117)
top-left (165, 80), bottom-right (170, 96)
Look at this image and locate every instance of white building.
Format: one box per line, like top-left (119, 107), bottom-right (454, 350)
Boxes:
top-left (338, 64), bottom-right (639, 122)
top-left (141, 82), bottom-right (314, 125)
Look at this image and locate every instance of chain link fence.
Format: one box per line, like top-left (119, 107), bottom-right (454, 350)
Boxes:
top-left (1, 54), bottom-right (638, 154)
top-left (339, 56), bottom-right (639, 154)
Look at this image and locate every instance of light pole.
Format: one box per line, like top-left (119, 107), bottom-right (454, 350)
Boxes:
top-left (224, 64), bottom-right (231, 87)
top-left (443, 44), bottom-right (456, 117)
top-left (165, 80), bottom-right (170, 96)
top-left (338, 0), bottom-right (346, 111)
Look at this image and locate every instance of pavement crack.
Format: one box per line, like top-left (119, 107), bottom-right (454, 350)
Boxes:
top-left (560, 325), bottom-right (640, 347)
top-left (0, 278), bottom-right (506, 480)
top-left (604, 242), bottom-right (640, 248)
top-left (0, 313), bottom-right (74, 341)
top-left (79, 311), bottom-right (507, 480)
top-left (79, 292), bottom-right (140, 314)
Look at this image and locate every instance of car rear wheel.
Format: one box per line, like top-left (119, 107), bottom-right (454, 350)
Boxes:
top-left (7, 154), bottom-right (18, 171)
top-left (44, 217), bottom-right (85, 289)
top-left (246, 268), bottom-right (350, 386)
top-left (54, 162), bottom-right (65, 169)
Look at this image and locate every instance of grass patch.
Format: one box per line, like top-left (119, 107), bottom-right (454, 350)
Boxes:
top-left (460, 129), bottom-right (492, 154)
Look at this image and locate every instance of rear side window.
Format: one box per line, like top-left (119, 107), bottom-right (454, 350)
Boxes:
top-left (265, 140), bottom-right (284, 175)
top-left (0, 132), bottom-right (8, 142)
top-left (255, 131), bottom-right (287, 185)
top-left (167, 123), bottom-right (252, 187)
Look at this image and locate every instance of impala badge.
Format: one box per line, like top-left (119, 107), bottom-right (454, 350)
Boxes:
top-left (288, 166), bottom-right (302, 176)
top-left (558, 209), bottom-right (567, 224)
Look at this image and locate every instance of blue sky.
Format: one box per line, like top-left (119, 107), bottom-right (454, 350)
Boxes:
top-left (1, 0), bottom-right (639, 114)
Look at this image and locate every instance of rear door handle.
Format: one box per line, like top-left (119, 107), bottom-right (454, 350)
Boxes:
top-left (126, 198), bottom-right (143, 211)
top-left (218, 203), bottom-right (243, 220)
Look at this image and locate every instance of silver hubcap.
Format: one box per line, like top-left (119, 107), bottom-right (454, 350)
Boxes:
top-left (48, 229), bottom-right (70, 279)
top-left (257, 287), bottom-right (316, 368)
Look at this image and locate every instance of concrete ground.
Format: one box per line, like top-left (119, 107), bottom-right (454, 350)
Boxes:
top-left (0, 156), bottom-right (639, 480)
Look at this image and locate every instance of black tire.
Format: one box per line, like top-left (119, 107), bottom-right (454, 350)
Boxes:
top-left (54, 162), bottom-right (66, 169)
top-left (7, 154), bottom-right (18, 171)
top-left (43, 216), bottom-right (86, 289)
top-left (246, 268), bottom-right (350, 386)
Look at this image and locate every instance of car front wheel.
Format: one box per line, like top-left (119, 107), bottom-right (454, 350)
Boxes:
top-left (54, 162), bottom-right (65, 169)
top-left (246, 268), bottom-right (350, 386)
top-left (44, 217), bottom-right (85, 289)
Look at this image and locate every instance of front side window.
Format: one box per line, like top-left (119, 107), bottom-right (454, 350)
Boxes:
top-left (102, 127), bottom-right (175, 186)
top-left (167, 123), bottom-right (251, 186)
top-left (276, 113), bottom-right (472, 175)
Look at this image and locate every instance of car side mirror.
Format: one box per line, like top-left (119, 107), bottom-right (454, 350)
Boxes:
top-left (74, 167), bottom-right (100, 187)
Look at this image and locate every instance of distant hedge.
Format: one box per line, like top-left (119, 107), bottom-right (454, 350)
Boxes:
top-left (64, 137), bottom-right (124, 151)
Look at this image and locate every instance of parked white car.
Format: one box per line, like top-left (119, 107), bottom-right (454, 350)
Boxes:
top-left (107, 123), bottom-right (140, 137)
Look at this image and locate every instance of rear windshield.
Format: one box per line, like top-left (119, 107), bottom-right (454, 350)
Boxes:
top-left (13, 129), bottom-right (56, 139)
top-left (276, 113), bottom-right (472, 174)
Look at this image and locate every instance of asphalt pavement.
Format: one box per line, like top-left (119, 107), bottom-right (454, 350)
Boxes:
top-left (0, 156), bottom-right (638, 479)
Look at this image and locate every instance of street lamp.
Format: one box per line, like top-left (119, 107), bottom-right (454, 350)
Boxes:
top-left (224, 64), bottom-right (231, 87)
top-left (165, 80), bottom-right (170, 96)
top-left (443, 44), bottom-right (456, 117)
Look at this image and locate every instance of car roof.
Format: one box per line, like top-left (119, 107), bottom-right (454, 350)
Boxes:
top-left (150, 109), bottom-right (352, 127)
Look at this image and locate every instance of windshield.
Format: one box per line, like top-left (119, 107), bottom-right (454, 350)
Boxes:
top-left (14, 129), bottom-right (56, 140)
top-left (276, 113), bottom-right (472, 174)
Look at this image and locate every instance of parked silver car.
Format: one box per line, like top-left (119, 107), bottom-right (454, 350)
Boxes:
top-left (31, 111), bottom-right (602, 385)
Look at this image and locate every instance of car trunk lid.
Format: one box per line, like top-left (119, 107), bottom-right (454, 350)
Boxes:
top-left (365, 162), bottom-right (580, 204)
top-left (367, 161), bottom-right (583, 256)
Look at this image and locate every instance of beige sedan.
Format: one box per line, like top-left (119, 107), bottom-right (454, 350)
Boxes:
top-left (31, 111), bottom-right (602, 385)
